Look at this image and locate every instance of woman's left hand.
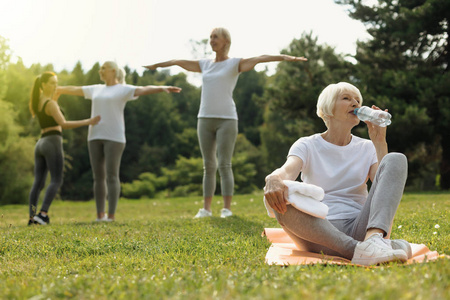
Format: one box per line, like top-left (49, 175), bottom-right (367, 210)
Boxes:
top-left (143, 64), bottom-right (157, 70)
top-left (366, 105), bottom-right (387, 145)
top-left (281, 55), bottom-right (308, 62)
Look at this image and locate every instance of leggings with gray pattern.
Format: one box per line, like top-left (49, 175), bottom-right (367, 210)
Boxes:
top-left (197, 118), bottom-right (238, 197)
top-left (274, 153), bottom-right (408, 260)
top-left (88, 140), bottom-right (125, 215)
top-left (29, 134), bottom-right (64, 217)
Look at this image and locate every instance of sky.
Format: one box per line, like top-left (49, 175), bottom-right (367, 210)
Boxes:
top-left (0, 0), bottom-right (372, 85)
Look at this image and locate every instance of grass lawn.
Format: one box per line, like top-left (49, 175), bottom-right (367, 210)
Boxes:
top-left (0, 192), bottom-right (449, 299)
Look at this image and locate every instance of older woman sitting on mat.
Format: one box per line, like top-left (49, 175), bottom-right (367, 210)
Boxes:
top-left (264, 82), bottom-right (412, 266)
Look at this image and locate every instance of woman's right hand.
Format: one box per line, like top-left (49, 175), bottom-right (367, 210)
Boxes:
top-left (264, 174), bottom-right (289, 214)
top-left (90, 115), bottom-right (101, 125)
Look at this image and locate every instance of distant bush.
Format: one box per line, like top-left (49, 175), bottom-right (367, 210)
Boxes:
top-left (121, 172), bottom-right (166, 199)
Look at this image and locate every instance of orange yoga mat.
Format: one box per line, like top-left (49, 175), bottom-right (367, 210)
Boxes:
top-left (263, 228), bottom-right (446, 266)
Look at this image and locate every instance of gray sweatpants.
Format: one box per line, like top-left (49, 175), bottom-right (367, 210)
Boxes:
top-left (88, 140), bottom-right (125, 215)
top-left (29, 134), bottom-right (64, 217)
top-left (197, 118), bottom-right (238, 197)
top-left (274, 153), bottom-right (408, 260)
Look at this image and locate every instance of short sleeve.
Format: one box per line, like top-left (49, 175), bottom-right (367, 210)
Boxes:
top-left (368, 142), bottom-right (378, 166)
top-left (288, 138), bottom-right (309, 165)
top-left (198, 59), bottom-right (209, 72)
top-left (82, 85), bottom-right (99, 100)
top-left (232, 58), bottom-right (242, 74)
top-left (123, 84), bottom-right (138, 101)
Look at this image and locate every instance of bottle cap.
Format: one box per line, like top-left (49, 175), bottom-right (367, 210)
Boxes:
top-left (353, 108), bottom-right (359, 115)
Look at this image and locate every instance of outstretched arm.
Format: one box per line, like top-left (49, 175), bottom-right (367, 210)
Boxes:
top-left (143, 60), bottom-right (201, 73)
top-left (264, 156), bottom-right (303, 214)
top-left (239, 54), bottom-right (307, 73)
top-left (134, 85), bottom-right (182, 97)
top-left (46, 100), bottom-right (101, 129)
top-left (54, 86), bottom-right (85, 100)
top-left (53, 86), bottom-right (84, 99)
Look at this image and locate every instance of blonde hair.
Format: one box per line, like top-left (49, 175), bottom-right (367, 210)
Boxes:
top-left (211, 27), bottom-right (231, 55)
top-left (104, 61), bottom-right (126, 84)
top-left (316, 82), bottom-right (363, 127)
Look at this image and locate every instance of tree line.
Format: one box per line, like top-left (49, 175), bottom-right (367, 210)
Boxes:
top-left (0, 0), bottom-right (448, 205)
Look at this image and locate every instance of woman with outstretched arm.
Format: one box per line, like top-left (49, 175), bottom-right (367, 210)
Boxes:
top-left (144, 27), bottom-right (307, 219)
top-left (56, 61), bottom-right (181, 222)
top-left (28, 71), bottom-right (101, 225)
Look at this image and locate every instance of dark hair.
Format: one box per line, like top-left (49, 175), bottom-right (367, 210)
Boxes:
top-left (29, 71), bottom-right (56, 117)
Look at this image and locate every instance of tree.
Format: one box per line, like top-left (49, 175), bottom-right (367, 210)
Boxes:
top-left (0, 36), bottom-right (10, 100)
top-left (4, 60), bottom-right (37, 132)
top-left (260, 32), bottom-right (355, 172)
top-left (189, 38), bottom-right (212, 59)
top-left (336, 0), bottom-right (450, 189)
top-left (121, 71), bottom-right (191, 181)
top-left (234, 69), bottom-right (267, 146)
top-left (0, 36), bottom-right (35, 205)
top-left (57, 62), bottom-right (96, 200)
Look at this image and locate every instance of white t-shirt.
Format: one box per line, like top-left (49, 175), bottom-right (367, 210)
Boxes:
top-left (198, 57), bottom-right (241, 120)
top-left (82, 84), bottom-right (138, 143)
top-left (288, 134), bottom-right (377, 220)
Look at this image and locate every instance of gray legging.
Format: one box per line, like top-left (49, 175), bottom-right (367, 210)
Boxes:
top-left (197, 118), bottom-right (238, 197)
top-left (88, 140), bottom-right (125, 215)
top-left (29, 134), bottom-right (64, 217)
top-left (274, 153), bottom-right (408, 260)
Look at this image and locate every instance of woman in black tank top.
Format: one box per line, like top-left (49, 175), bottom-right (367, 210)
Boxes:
top-left (27, 72), bottom-right (101, 225)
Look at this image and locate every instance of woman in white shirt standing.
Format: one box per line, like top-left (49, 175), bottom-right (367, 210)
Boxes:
top-left (56, 61), bottom-right (181, 221)
top-left (144, 27), bottom-right (307, 218)
top-left (264, 82), bottom-right (412, 266)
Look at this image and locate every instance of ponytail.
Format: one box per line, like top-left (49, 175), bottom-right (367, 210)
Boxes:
top-left (29, 71), bottom-right (56, 117)
top-left (117, 67), bottom-right (126, 84)
top-left (104, 61), bottom-right (126, 84)
top-left (29, 76), bottom-right (41, 117)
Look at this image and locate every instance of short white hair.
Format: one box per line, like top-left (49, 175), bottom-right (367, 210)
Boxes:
top-left (211, 27), bottom-right (231, 55)
top-left (316, 82), bottom-right (363, 126)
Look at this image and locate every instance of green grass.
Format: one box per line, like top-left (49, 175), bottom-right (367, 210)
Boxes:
top-left (0, 192), bottom-right (449, 299)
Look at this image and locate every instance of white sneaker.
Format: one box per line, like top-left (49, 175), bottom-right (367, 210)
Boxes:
top-left (389, 239), bottom-right (412, 259)
top-left (351, 233), bottom-right (408, 266)
top-left (194, 208), bottom-right (212, 218)
top-left (220, 208), bottom-right (233, 218)
top-left (373, 236), bottom-right (413, 260)
top-left (95, 214), bottom-right (111, 222)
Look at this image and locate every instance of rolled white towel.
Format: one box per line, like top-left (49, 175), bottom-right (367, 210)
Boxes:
top-left (283, 180), bottom-right (325, 201)
top-left (264, 180), bottom-right (328, 219)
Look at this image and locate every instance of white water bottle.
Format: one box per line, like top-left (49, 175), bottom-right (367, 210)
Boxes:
top-left (353, 106), bottom-right (392, 127)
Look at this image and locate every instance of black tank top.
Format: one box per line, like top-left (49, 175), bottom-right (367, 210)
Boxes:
top-left (37, 100), bottom-right (61, 129)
